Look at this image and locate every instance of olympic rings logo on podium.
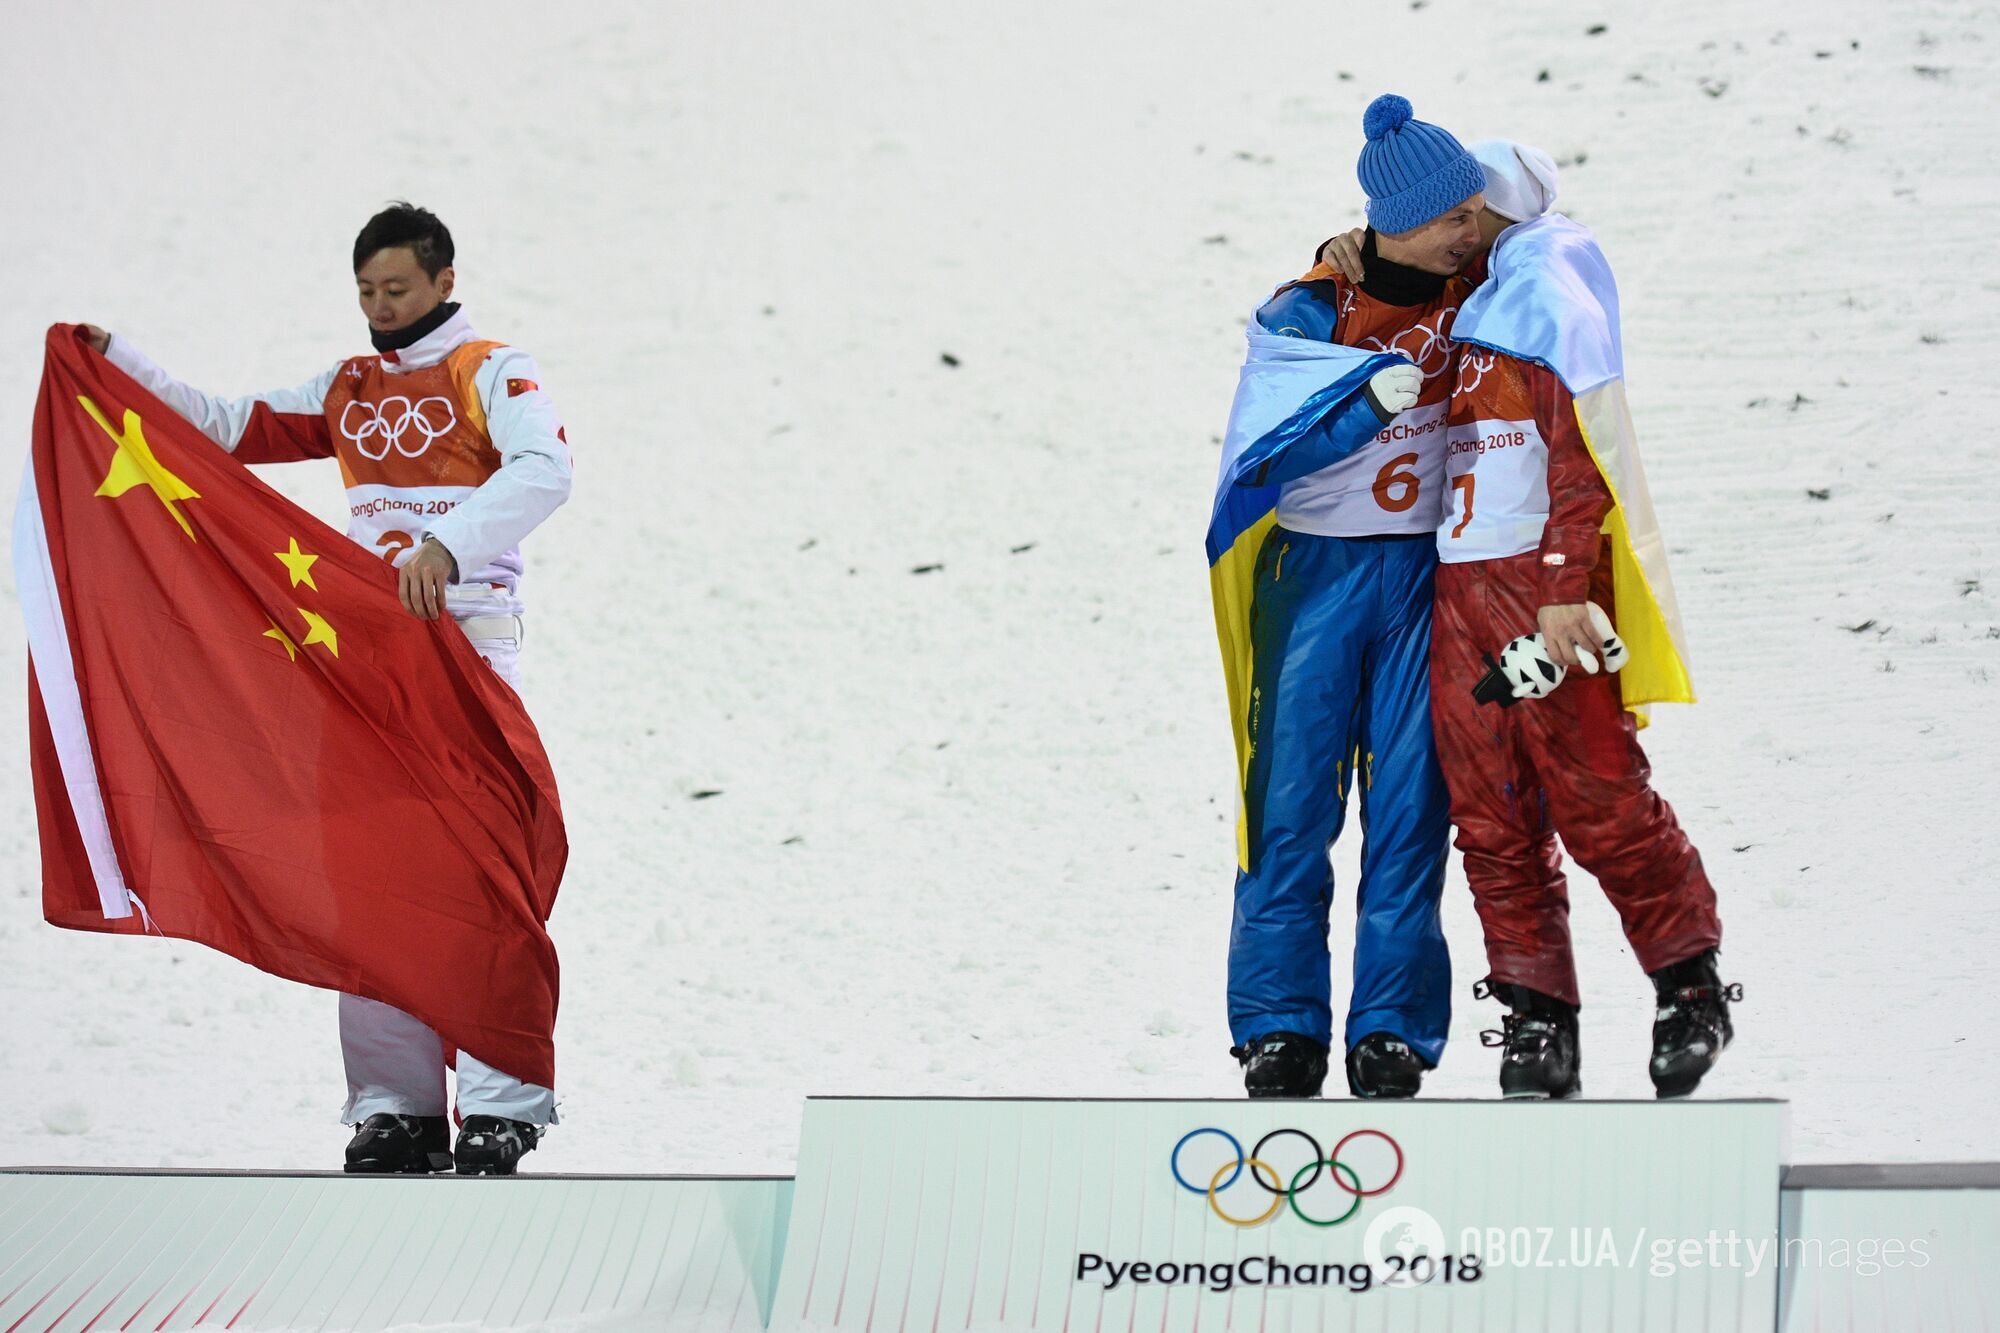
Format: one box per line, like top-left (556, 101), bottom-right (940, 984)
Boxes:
top-left (1170, 1127), bottom-right (1404, 1228)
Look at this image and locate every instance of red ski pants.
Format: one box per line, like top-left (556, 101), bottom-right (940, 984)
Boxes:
top-left (1429, 551), bottom-right (1720, 1007)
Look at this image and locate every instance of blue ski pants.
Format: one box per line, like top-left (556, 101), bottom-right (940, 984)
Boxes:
top-left (1227, 527), bottom-right (1452, 1062)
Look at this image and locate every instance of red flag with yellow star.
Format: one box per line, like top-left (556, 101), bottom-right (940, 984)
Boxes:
top-left (16, 325), bottom-right (566, 1089)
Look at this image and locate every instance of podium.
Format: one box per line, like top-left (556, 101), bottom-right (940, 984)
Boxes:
top-left (7, 1100), bottom-right (1998, 1331)
top-left (0, 1169), bottom-right (789, 1332)
top-left (768, 1097), bottom-right (1790, 1332)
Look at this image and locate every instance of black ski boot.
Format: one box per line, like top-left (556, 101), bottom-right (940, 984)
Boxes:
top-left (1648, 950), bottom-right (1740, 1099)
top-left (1476, 980), bottom-right (1581, 1099)
top-left (1230, 1031), bottom-right (1329, 1099)
top-left (344, 1113), bottom-right (452, 1174)
top-left (1345, 1031), bottom-right (1431, 1099)
top-left (454, 1115), bottom-right (542, 1176)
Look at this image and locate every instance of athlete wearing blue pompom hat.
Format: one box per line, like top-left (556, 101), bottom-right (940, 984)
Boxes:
top-left (1217, 95), bottom-right (1484, 1101)
top-left (1355, 94), bottom-right (1488, 239)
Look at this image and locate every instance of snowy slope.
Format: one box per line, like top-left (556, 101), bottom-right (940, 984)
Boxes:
top-left (0, 0), bottom-right (1994, 1173)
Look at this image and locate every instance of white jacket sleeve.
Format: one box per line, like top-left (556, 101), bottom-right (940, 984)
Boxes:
top-left (104, 334), bottom-right (336, 453)
top-left (422, 348), bottom-right (574, 578)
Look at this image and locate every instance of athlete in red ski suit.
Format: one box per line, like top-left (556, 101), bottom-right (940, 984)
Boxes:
top-left (1430, 349), bottom-right (1720, 1008)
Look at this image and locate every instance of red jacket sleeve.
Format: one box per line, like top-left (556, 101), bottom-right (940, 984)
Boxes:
top-left (1527, 360), bottom-right (1612, 605)
top-left (232, 401), bottom-right (335, 465)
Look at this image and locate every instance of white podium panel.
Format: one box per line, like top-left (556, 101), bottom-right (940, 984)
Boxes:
top-left (0, 1169), bottom-right (791, 1332)
top-left (1778, 1165), bottom-right (2000, 1331)
top-left (769, 1097), bottom-right (1789, 1333)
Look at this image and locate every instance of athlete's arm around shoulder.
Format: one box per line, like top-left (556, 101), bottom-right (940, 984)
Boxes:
top-left (420, 345), bottom-right (574, 579)
top-left (81, 322), bottom-right (337, 458)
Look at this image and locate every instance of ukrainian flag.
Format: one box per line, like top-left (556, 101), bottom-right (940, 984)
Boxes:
top-left (1208, 318), bottom-right (1396, 867)
top-left (1451, 215), bottom-right (1697, 715)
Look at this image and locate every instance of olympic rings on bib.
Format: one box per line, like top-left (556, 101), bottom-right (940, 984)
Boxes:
top-left (339, 395), bottom-right (458, 461)
top-left (1358, 304), bottom-right (1458, 379)
top-left (1454, 349), bottom-right (1501, 396)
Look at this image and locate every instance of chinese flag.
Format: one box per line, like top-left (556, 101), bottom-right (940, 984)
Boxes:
top-left (17, 325), bottom-right (566, 1089)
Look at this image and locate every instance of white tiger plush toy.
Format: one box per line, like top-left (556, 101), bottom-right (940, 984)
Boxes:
top-left (1473, 603), bottom-right (1628, 706)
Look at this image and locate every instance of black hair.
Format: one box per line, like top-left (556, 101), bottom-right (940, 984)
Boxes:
top-left (352, 202), bottom-right (455, 277)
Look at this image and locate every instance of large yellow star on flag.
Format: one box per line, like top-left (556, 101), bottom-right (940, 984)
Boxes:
top-left (297, 608), bottom-right (339, 658)
top-left (274, 537), bottom-right (320, 590)
top-left (79, 396), bottom-right (199, 541)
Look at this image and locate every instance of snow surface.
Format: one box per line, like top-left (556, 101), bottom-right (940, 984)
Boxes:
top-left (0, 0), bottom-right (1994, 1175)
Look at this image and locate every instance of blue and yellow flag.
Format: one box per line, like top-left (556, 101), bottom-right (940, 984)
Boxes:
top-left (1452, 215), bottom-right (1696, 714)
top-left (1208, 315), bottom-right (1396, 866)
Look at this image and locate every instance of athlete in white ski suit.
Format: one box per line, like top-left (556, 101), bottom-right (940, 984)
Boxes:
top-left (92, 294), bottom-right (572, 1131)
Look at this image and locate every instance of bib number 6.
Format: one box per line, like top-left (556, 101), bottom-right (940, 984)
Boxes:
top-left (1372, 453), bottom-right (1422, 513)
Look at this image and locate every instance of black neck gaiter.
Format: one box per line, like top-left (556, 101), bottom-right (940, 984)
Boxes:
top-left (1357, 232), bottom-right (1448, 307)
top-left (370, 301), bottom-right (460, 353)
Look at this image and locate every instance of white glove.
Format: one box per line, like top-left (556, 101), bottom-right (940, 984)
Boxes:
top-left (1367, 362), bottom-right (1422, 416)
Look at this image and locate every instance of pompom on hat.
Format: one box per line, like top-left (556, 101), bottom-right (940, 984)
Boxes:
top-left (1356, 94), bottom-right (1486, 235)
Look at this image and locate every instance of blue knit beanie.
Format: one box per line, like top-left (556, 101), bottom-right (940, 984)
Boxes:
top-left (1356, 94), bottom-right (1486, 235)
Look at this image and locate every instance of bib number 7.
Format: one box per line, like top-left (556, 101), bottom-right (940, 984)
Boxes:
top-left (1451, 474), bottom-right (1476, 538)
